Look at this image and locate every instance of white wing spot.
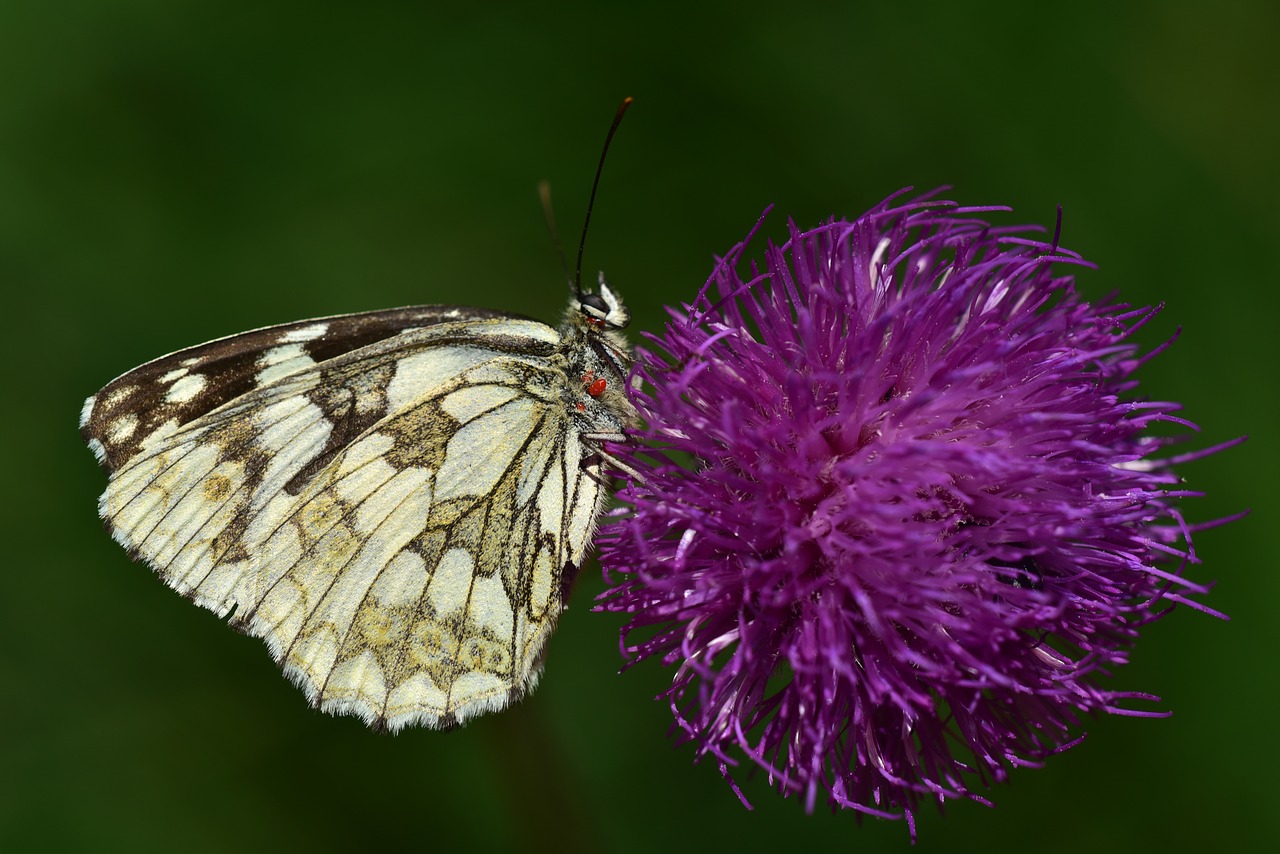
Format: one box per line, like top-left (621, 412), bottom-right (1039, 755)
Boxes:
top-left (370, 552), bottom-right (429, 607)
top-left (108, 412), bottom-right (140, 443)
top-left (261, 344), bottom-right (308, 367)
top-left (386, 346), bottom-right (494, 412)
top-left (515, 429), bottom-right (555, 507)
top-left (469, 573), bottom-right (515, 640)
top-left (435, 399), bottom-right (538, 502)
top-left (257, 398), bottom-right (330, 455)
top-left (159, 367), bottom-right (189, 383)
top-left (337, 433), bottom-right (396, 476)
top-left (105, 385), bottom-right (137, 408)
top-left (255, 344), bottom-right (317, 385)
top-left (536, 442), bottom-right (565, 527)
top-left (428, 548), bottom-right (475, 616)
top-left (165, 373), bottom-right (207, 404)
top-left (139, 418), bottom-right (181, 452)
top-left (530, 547), bottom-right (554, 618)
top-left (282, 323), bottom-right (330, 343)
top-left (441, 384), bottom-right (520, 424)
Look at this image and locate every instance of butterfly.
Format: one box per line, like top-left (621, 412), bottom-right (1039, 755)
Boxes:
top-left (81, 280), bottom-right (634, 731)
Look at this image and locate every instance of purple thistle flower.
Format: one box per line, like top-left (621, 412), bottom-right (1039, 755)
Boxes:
top-left (595, 190), bottom-right (1241, 834)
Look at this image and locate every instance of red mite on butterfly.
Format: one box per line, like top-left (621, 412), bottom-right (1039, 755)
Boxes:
top-left (575, 371), bottom-right (608, 412)
top-left (583, 371), bottom-right (608, 397)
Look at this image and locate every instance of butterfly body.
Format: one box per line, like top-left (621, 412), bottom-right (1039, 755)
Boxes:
top-left (82, 284), bottom-right (633, 731)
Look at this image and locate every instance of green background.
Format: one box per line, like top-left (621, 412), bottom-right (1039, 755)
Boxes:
top-left (3, 1), bottom-right (1276, 851)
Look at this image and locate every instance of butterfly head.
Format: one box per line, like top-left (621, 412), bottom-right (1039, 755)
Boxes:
top-left (573, 276), bottom-right (630, 330)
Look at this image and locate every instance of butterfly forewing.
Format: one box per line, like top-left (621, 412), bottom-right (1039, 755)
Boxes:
top-left (84, 300), bottom-right (632, 731)
top-left (81, 305), bottom-right (525, 473)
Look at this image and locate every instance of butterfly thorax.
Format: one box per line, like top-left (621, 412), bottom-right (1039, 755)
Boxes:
top-left (560, 281), bottom-right (636, 432)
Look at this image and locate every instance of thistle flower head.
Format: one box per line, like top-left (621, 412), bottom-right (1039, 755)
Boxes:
top-left (596, 191), bottom-right (1237, 833)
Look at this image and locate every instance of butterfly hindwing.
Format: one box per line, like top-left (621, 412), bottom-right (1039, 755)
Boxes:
top-left (85, 309), bottom-right (625, 730)
top-left (245, 360), bottom-right (599, 728)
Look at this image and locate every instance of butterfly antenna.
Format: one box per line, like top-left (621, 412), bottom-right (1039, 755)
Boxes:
top-left (574, 96), bottom-right (634, 297)
top-left (539, 181), bottom-right (574, 291)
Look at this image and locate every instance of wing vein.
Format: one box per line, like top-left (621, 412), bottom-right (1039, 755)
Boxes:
top-left (235, 451), bottom-right (405, 626)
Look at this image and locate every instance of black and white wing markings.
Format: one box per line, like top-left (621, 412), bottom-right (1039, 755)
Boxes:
top-left (83, 310), bottom-right (629, 730)
top-left (246, 366), bottom-right (606, 729)
top-left (80, 305), bottom-right (522, 473)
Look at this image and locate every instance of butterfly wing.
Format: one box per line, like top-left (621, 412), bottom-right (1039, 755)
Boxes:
top-left (85, 313), bottom-right (608, 729)
top-left (81, 305), bottom-right (524, 472)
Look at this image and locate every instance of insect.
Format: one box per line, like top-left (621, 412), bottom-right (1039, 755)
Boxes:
top-left (81, 102), bottom-right (636, 732)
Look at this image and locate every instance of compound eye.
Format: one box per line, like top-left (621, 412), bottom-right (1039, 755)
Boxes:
top-left (578, 293), bottom-right (610, 319)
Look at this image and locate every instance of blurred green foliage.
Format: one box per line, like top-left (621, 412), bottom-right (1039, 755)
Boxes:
top-left (2, 1), bottom-right (1275, 851)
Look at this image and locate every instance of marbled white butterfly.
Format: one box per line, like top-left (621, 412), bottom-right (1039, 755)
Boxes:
top-left (81, 103), bottom-right (636, 732)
